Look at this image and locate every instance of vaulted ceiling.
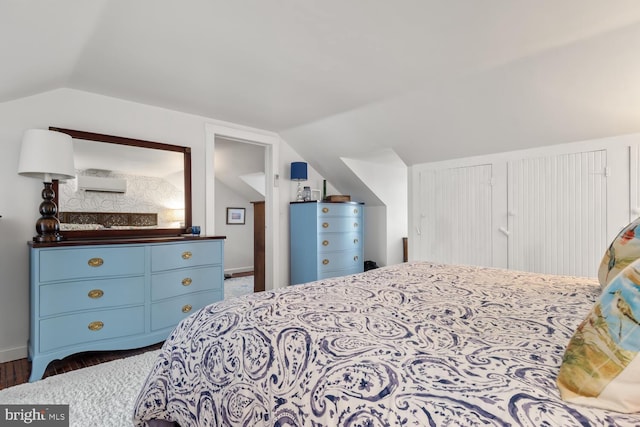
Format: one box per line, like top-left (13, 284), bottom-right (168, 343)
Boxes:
top-left (4, 1), bottom-right (640, 188)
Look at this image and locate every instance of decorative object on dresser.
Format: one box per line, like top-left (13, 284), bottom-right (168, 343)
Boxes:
top-left (290, 161), bottom-right (308, 202)
top-left (17, 129), bottom-right (76, 242)
top-left (290, 201), bottom-right (364, 285)
top-left (27, 237), bottom-right (225, 382)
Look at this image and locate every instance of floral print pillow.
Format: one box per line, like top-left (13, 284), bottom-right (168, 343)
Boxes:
top-left (558, 258), bottom-right (640, 413)
top-left (598, 217), bottom-right (640, 290)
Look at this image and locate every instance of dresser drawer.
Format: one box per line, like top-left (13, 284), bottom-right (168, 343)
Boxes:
top-left (318, 204), bottom-right (362, 217)
top-left (39, 246), bottom-right (145, 282)
top-left (318, 265), bottom-right (362, 280)
top-left (317, 217), bottom-right (362, 233)
top-left (152, 266), bottom-right (222, 301)
top-left (318, 232), bottom-right (362, 253)
top-left (39, 306), bottom-right (145, 352)
top-left (150, 290), bottom-right (222, 331)
top-left (318, 251), bottom-right (362, 272)
top-left (151, 241), bottom-right (223, 272)
top-left (39, 276), bottom-right (145, 317)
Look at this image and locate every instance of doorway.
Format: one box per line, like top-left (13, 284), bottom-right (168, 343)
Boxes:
top-left (205, 123), bottom-right (281, 291)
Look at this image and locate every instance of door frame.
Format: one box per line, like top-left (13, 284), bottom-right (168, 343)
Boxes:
top-left (205, 123), bottom-right (281, 290)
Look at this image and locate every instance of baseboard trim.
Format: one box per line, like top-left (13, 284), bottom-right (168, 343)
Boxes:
top-left (0, 345), bottom-right (27, 363)
top-left (224, 266), bottom-right (253, 275)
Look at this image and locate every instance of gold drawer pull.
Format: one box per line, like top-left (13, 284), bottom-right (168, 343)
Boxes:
top-left (88, 289), bottom-right (104, 299)
top-left (182, 277), bottom-right (192, 286)
top-left (322, 222), bottom-right (329, 228)
top-left (354, 238), bottom-right (359, 244)
top-left (322, 207), bottom-right (329, 213)
top-left (353, 222), bottom-right (358, 228)
top-left (88, 321), bottom-right (104, 331)
top-left (87, 257), bottom-right (104, 267)
top-left (322, 259), bottom-right (329, 265)
top-left (182, 304), bottom-right (193, 313)
top-left (354, 255), bottom-right (359, 262)
top-left (354, 208), bottom-right (358, 214)
top-left (322, 240), bottom-right (329, 246)
top-left (182, 251), bottom-right (192, 260)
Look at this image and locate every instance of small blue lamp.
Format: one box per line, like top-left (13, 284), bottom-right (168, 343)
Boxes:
top-left (290, 162), bottom-right (308, 201)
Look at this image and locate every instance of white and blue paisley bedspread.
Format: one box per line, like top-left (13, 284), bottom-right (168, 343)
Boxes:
top-left (133, 262), bottom-right (640, 426)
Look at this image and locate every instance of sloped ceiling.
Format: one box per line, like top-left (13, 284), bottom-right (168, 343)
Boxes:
top-left (3, 1), bottom-right (640, 198)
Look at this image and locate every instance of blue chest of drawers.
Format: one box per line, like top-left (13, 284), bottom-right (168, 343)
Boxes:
top-left (290, 201), bottom-right (364, 285)
top-left (28, 237), bottom-right (224, 381)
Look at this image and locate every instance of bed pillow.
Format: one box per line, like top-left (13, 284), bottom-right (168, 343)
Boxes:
top-left (557, 259), bottom-right (640, 413)
top-left (598, 217), bottom-right (640, 290)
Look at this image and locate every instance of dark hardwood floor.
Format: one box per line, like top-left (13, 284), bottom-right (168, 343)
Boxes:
top-left (0, 342), bottom-right (163, 390)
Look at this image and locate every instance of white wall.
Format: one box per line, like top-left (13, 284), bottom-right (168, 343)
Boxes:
top-left (214, 179), bottom-right (254, 274)
top-left (0, 88), bottom-right (335, 362)
top-left (342, 149), bottom-right (407, 266)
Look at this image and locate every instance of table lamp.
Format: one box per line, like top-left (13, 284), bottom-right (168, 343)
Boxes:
top-left (17, 129), bottom-right (76, 242)
top-left (290, 161), bottom-right (308, 202)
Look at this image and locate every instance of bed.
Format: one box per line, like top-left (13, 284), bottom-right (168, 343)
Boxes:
top-left (132, 262), bottom-right (640, 426)
top-left (59, 211), bottom-right (158, 230)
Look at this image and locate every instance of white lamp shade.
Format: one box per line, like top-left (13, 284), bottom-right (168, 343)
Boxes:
top-left (17, 129), bottom-right (76, 181)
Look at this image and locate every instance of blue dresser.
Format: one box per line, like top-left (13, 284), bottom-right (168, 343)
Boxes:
top-left (290, 201), bottom-right (364, 285)
top-left (28, 237), bottom-right (224, 381)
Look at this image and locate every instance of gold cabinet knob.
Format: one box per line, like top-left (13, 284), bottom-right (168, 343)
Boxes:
top-left (87, 257), bottom-right (104, 267)
top-left (354, 208), bottom-right (358, 214)
top-left (354, 255), bottom-right (359, 262)
top-left (182, 277), bottom-right (192, 286)
top-left (87, 289), bottom-right (104, 299)
top-left (88, 321), bottom-right (104, 331)
top-left (182, 304), bottom-right (193, 313)
top-left (322, 259), bottom-right (329, 265)
top-left (322, 222), bottom-right (329, 228)
top-left (182, 251), bottom-right (192, 260)
top-left (353, 222), bottom-right (358, 228)
top-left (322, 207), bottom-right (329, 213)
top-left (322, 240), bottom-right (329, 246)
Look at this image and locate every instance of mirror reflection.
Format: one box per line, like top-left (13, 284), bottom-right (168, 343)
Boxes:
top-left (59, 140), bottom-right (185, 230)
top-left (49, 127), bottom-right (192, 239)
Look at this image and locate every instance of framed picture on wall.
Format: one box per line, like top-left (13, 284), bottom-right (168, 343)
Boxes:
top-left (226, 207), bottom-right (246, 225)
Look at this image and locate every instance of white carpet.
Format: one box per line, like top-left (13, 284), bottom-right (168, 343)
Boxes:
top-left (224, 275), bottom-right (254, 299)
top-left (0, 350), bottom-right (161, 427)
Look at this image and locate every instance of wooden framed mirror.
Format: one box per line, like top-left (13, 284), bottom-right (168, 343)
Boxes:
top-left (50, 127), bottom-right (192, 239)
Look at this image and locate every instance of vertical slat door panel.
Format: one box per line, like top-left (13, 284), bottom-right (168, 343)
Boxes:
top-left (418, 164), bottom-right (493, 267)
top-left (508, 150), bottom-right (607, 277)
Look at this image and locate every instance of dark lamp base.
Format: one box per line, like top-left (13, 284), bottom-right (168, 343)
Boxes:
top-left (33, 181), bottom-right (64, 243)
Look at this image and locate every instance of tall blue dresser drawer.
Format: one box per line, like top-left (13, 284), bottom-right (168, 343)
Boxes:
top-left (151, 290), bottom-right (222, 331)
top-left (318, 250), bottom-right (362, 272)
top-left (318, 204), bottom-right (362, 217)
top-left (151, 241), bottom-right (223, 272)
top-left (39, 306), bottom-right (145, 352)
top-left (152, 266), bottom-right (222, 301)
top-left (39, 246), bottom-right (145, 282)
top-left (317, 217), bottom-right (362, 233)
top-left (40, 276), bottom-right (145, 316)
top-left (318, 232), bottom-right (362, 252)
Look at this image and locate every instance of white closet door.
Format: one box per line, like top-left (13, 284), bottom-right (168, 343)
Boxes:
top-left (507, 150), bottom-right (607, 277)
top-left (418, 164), bottom-right (494, 266)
